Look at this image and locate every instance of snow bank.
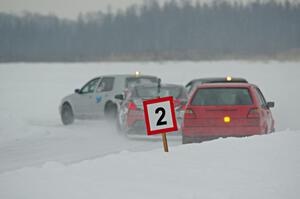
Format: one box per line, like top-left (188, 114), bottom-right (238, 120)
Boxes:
top-left (0, 130), bottom-right (299, 199)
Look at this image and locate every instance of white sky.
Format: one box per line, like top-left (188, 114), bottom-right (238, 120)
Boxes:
top-left (0, 0), bottom-right (298, 19)
top-left (0, 0), bottom-right (145, 19)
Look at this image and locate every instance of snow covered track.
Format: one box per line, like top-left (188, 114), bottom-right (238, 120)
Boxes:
top-left (0, 130), bottom-right (299, 199)
top-left (0, 120), bottom-right (176, 173)
top-left (0, 62), bottom-right (299, 198)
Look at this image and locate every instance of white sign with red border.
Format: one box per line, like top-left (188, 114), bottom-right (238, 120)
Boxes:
top-left (143, 96), bottom-right (178, 135)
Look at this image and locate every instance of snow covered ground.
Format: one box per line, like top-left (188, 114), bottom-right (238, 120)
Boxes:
top-left (0, 61), bottom-right (299, 198)
top-left (0, 130), bottom-right (299, 199)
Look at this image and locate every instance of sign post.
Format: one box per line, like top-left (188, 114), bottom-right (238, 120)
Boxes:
top-left (143, 95), bottom-right (178, 152)
top-left (157, 79), bottom-right (168, 152)
top-left (162, 133), bottom-right (169, 152)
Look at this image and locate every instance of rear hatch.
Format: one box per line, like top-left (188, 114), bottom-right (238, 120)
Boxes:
top-left (185, 87), bottom-right (257, 127)
top-left (129, 85), bottom-right (187, 122)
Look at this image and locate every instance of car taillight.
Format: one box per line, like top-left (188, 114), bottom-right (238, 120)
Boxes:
top-left (181, 104), bottom-right (186, 110)
top-left (247, 108), bottom-right (259, 118)
top-left (184, 108), bottom-right (196, 119)
top-left (128, 101), bottom-right (137, 110)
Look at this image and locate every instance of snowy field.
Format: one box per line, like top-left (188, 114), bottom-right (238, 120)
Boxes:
top-left (0, 61), bottom-right (299, 198)
top-left (0, 131), bottom-right (299, 199)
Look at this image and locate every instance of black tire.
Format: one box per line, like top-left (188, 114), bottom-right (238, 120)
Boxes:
top-left (265, 127), bottom-right (269, 134)
top-left (182, 135), bottom-right (190, 144)
top-left (61, 103), bottom-right (74, 125)
top-left (105, 103), bottom-right (117, 120)
top-left (182, 136), bottom-right (205, 144)
top-left (271, 128), bottom-right (275, 133)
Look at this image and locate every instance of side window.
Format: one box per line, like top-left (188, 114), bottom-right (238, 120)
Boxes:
top-left (80, 78), bottom-right (100, 94)
top-left (125, 77), bottom-right (158, 88)
top-left (180, 87), bottom-right (188, 98)
top-left (185, 83), bottom-right (192, 94)
top-left (97, 77), bottom-right (115, 92)
top-left (255, 87), bottom-right (267, 107)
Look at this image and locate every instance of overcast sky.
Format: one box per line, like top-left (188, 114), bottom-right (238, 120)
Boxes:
top-left (0, 0), bottom-right (146, 19)
top-left (0, 0), bottom-right (297, 19)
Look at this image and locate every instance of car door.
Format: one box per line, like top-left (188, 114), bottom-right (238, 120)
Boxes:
top-left (254, 87), bottom-right (273, 132)
top-left (72, 77), bottom-right (101, 118)
top-left (94, 77), bottom-right (116, 117)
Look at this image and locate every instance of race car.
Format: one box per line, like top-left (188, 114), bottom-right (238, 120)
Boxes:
top-left (59, 74), bottom-right (159, 125)
top-left (182, 82), bottom-right (275, 143)
top-left (116, 83), bottom-right (188, 137)
top-left (185, 77), bottom-right (248, 94)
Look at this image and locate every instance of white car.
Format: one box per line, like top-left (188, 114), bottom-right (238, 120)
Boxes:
top-left (59, 74), bottom-right (159, 125)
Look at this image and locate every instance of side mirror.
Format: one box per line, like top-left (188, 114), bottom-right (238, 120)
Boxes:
top-left (267, 101), bottom-right (275, 108)
top-left (115, 94), bottom-right (124, 100)
top-left (75, 89), bottom-right (81, 94)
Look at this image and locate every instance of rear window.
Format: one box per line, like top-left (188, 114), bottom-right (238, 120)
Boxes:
top-left (126, 77), bottom-right (158, 88)
top-left (191, 88), bottom-right (253, 106)
top-left (135, 87), bottom-right (184, 99)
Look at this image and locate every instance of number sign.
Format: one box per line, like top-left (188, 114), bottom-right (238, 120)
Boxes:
top-left (143, 96), bottom-right (178, 135)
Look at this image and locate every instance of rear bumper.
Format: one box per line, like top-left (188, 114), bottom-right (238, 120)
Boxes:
top-left (127, 113), bottom-right (182, 135)
top-left (127, 120), bottom-right (182, 136)
top-left (182, 126), bottom-right (265, 137)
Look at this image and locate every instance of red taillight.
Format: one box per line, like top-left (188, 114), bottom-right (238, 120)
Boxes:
top-left (247, 108), bottom-right (259, 118)
top-left (184, 108), bottom-right (196, 119)
top-left (128, 101), bottom-right (137, 110)
top-left (181, 104), bottom-right (186, 110)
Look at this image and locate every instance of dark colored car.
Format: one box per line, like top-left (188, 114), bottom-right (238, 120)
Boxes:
top-left (185, 77), bottom-right (248, 94)
top-left (182, 83), bottom-right (275, 144)
top-left (116, 84), bottom-right (188, 137)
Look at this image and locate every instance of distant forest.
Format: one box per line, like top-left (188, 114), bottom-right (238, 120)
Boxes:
top-left (0, 0), bottom-right (299, 62)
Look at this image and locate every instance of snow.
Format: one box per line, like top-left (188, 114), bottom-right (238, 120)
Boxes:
top-left (0, 61), bottom-right (299, 198)
top-left (0, 130), bottom-right (299, 199)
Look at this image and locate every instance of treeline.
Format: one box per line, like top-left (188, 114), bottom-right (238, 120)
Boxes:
top-left (0, 0), bottom-right (300, 62)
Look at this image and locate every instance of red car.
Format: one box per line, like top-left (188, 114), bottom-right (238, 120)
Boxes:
top-left (182, 83), bottom-right (275, 143)
top-left (116, 84), bottom-right (188, 137)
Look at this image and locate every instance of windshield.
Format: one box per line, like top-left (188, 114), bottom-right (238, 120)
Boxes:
top-left (135, 87), bottom-right (183, 99)
top-left (126, 77), bottom-right (158, 88)
top-left (191, 88), bottom-right (253, 106)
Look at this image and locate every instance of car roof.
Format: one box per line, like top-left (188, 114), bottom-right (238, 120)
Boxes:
top-left (134, 83), bottom-right (184, 89)
top-left (196, 82), bottom-right (256, 89)
top-left (187, 77), bottom-right (248, 85)
top-left (98, 74), bottom-right (158, 78)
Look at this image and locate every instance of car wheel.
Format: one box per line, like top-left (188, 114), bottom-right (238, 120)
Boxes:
top-left (61, 103), bottom-right (74, 125)
top-left (182, 135), bottom-right (191, 144)
top-left (264, 127), bottom-right (269, 134)
top-left (105, 103), bottom-right (117, 119)
top-left (271, 128), bottom-right (275, 133)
